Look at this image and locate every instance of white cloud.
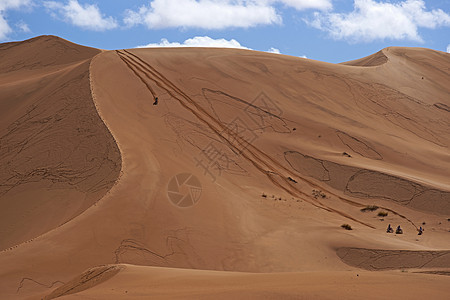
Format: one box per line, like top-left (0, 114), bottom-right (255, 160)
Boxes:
top-left (447, 44), bottom-right (450, 53)
top-left (308, 0), bottom-right (450, 42)
top-left (0, 0), bottom-right (33, 40)
top-left (124, 0), bottom-right (281, 29)
top-left (44, 0), bottom-right (117, 31)
top-left (124, 0), bottom-right (332, 30)
top-left (276, 0), bottom-right (332, 11)
top-left (0, 14), bottom-right (11, 40)
top-left (16, 20), bottom-right (30, 32)
top-left (0, 0), bottom-right (33, 11)
top-left (138, 36), bottom-right (250, 49)
top-left (137, 36), bottom-right (285, 56)
top-left (268, 47), bottom-right (281, 54)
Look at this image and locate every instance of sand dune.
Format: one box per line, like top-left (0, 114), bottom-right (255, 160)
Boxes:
top-left (0, 36), bottom-right (449, 299)
top-left (0, 36), bottom-right (121, 251)
top-left (43, 264), bottom-right (450, 300)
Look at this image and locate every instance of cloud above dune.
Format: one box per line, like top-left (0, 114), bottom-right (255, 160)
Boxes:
top-left (16, 20), bottom-right (30, 33)
top-left (125, 0), bottom-right (280, 29)
top-left (138, 36), bottom-right (250, 49)
top-left (447, 44), bottom-right (450, 53)
top-left (308, 0), bottom-right (450, 42)
top-left (44, 0), bottom-right (117, 31)
top-left (137, 36), bottom-right (289, 55)
top-left (0, 15), bottom-right (11, 40)
top-left (124, 0), bottom-right (332, 30)
top-left (268, 47), bottom-right (281, 54)
top-left (0, 0), bottom-right (33, 40)
top-left (0, 0), bottom-right (33, 12)
top-left (276, 0), bottom-right (332, 11)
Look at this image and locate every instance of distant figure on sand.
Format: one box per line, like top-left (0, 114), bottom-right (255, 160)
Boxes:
top-left (396, 225), bottom-right (403, 234)
top-left (418, 226), bottom-right (424, 235)
top-left (386, 224), bottom-right (393, 233)
top-left (153, 97), bottom-right (158, 105)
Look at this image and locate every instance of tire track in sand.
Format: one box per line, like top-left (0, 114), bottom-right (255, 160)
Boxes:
top-left (115, 49), bottom-right (378, 228)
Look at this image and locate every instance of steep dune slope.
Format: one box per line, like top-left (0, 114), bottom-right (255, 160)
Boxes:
top-left (0, 36), bottom-right (121, 250)
top-left (107, 47), bottom-right (449, 214)
top-left (0, 37), bottom-right (449, 299)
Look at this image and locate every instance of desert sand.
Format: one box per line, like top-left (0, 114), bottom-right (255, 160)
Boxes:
top-left (0, 35), bottom-right (449, 299)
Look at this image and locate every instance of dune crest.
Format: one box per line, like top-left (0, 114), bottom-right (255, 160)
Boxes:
top-left (0, 35), bottom-right (99, 72)
top-left (342, 50), bottom-right (388, 66)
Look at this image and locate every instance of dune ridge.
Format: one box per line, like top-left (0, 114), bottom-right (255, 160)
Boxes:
top-left (342, 50), bottom-right (389, 67)
top-left (0, 35), bottom-right (99, 72)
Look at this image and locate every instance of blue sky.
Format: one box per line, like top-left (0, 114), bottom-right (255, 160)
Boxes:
top-left (0, 0), bottom-right (449, 63)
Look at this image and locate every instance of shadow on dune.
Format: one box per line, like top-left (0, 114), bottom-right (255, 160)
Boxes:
top-left (0, 36), bottom-right (122, 250)
top-left (284, 151), bottom-right (450, 215)
top-left (337, 247), bottom-right (450, 270)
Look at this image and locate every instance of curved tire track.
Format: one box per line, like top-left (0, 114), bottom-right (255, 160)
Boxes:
top-left (116, 49), bottom-right (377, 228)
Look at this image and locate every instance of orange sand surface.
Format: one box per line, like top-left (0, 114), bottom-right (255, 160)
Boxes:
top-left (0, 36), bottom-right (449, 299)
